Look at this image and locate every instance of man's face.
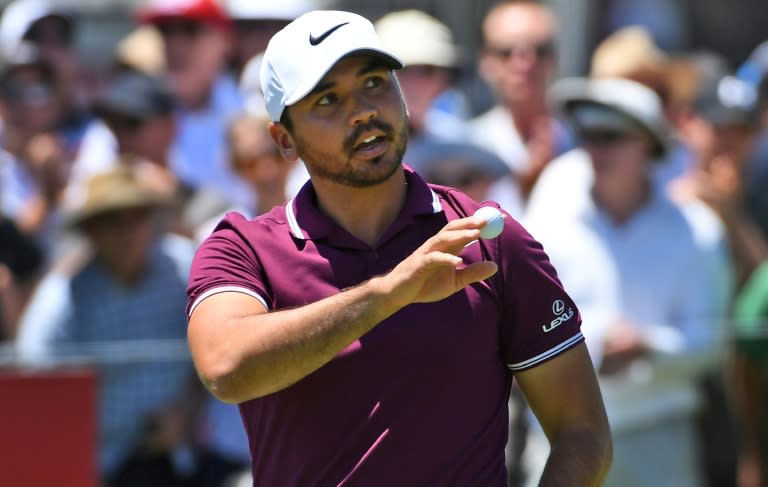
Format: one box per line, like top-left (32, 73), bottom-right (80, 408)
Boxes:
top-left (396, 65), bottom-right (454, 133)
top-left (230, 117), bottom-right (292, 192)
top-left (580, 129), bottom-right (655, 188)
top-left (156, 19), bottom-right (229, 105)
top-left (480, 4), bottom-right (557, 107)
top-left (82, 207), bottom-right (155, 277)
top-left (106, 113), bottom-right (176, 166)
top-left (0, 65), bottom-right (60, 134)
top-left (273, 55), bottom-right (408, 189)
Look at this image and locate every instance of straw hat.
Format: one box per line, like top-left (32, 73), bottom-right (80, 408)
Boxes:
top-left (61, 162), bottom-right (170, 229)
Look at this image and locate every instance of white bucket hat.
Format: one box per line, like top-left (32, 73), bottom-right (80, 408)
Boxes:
top-left (374, 9), bottom-right (462, 69)
top-left (550, 77), bottom-right (672, 158)
top-left (259, 10), bottom-right (402, 122)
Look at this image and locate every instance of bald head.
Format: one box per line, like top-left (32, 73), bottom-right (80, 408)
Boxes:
top-left (480, 1), bottom-right (558, 108)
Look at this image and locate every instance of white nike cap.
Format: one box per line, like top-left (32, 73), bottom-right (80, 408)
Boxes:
top-left (260, 10), bottom-right (402, 122)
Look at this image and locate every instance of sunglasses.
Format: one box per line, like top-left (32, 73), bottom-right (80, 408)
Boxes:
top-left (1, 80), bottom-right (55, 106)
top-left (578, 130), bottom-right (638, 145)
top-left (485, 41), bottom-right (555, 61)
top-left (157, 20), bottom-right (204, 38)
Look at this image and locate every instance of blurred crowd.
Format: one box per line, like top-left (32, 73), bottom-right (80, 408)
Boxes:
top-left (1, 0), bottom-right (768, 486)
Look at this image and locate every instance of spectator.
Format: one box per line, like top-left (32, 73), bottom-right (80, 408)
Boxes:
top-left (738, 41), bottom-right (768, 242)
top-left (0, 0), bottom-right (91, 148)
top-left (375, 9), bottom-right (469, 146)
top-left (732, 260), bottom-right (768, 487)
top-left (15, 163), bottom-right (201, 485)
top-left (471, 1), bottom-right (575, 201)
top-left (671, 54), bottom-right (766, 289)
top-left (0, 43), bottom-right (72, 250)
top-left (375, 9), bottom-right (523, 219)
top-left (525, 76), bottom-right (731, 487)
top-left (0, 217), bottom-right (43, 341)
top-left (135, 0), bottom-right (251, 210)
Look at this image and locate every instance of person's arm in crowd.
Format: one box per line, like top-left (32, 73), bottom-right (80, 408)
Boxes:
top-left (732, 353), bottom-right (765, 487)
top-left (188, 216), bottom-right (498, 403)
top-left (15, 134), bottom-right (70, 236)
top-left (516, 342), bottom-right (613, 486)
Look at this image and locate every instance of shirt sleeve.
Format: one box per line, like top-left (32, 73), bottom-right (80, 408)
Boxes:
top-left (186, 213), bottom-right (271, 318)
top-left (497, 217), bottom-right (584, 372)
top-left (15, 272), bottom-right (74, 365)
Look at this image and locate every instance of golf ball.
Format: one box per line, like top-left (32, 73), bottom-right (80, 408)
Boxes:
top-left (474, 206), bottom-right (504, 239)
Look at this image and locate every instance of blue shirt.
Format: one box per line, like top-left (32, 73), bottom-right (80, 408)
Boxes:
top-left (16, 234), bottom-right (196, 475)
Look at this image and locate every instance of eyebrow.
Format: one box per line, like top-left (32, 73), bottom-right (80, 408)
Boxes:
top-left (306, 59), bottom-right (389, 98)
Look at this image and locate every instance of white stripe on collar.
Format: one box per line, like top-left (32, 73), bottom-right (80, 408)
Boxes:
top-left (286, 189), bottom-right (443, 241)
top-left (286, 198), bottom-right (304, 239)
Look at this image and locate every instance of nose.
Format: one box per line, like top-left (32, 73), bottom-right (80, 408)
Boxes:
top-left (348, 93), bottom-right (378, 126)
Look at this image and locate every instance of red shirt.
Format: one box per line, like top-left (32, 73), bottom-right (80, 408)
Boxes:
top-left (187, 167), bottom-right (583, 486)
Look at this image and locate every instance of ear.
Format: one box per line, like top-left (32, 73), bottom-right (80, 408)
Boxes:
top-left (268, 121), bottom-right (299, 162)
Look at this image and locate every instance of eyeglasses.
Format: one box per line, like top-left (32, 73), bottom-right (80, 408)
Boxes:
top-left (484, 41), bottom-right (555, 62)
top-left (157, 20), bottom-right (204, 38)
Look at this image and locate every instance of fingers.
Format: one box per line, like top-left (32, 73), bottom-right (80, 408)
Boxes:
top-left (424, 216), bottom-right (488, 254)
top-left (455, 261), bottom-right (498, 288)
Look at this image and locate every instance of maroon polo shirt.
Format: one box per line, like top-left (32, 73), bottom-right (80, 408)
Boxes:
top-left (187, 167), bottom-right (583, 486)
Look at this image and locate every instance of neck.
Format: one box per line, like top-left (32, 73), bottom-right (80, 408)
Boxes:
top-left (256, 184), bottom-right (289, 215)
top-left (506, 101), bottom-right (550, 141)
top-left (312, 168), bottom-right (408, 247)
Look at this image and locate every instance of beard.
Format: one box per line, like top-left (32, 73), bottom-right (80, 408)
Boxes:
top-left (294, 116), bottom-right (409, 188)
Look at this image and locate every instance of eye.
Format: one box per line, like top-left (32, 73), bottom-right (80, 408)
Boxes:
top-left (364, 75), bottom-right (385, 89)
top-left (316, 92), bottom-right (338, 106)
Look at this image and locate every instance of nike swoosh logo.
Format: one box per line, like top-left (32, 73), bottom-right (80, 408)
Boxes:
top-left (309, 22), bottom-right (349, 46)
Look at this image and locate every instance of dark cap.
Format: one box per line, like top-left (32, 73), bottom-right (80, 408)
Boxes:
top-left (694, 74), bottom-right (759, 128)
top-left (93, 71), bottom-right (176, 123)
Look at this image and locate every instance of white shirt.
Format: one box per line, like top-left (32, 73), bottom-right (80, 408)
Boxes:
top-left (524, 148), bottom-right (732, 432)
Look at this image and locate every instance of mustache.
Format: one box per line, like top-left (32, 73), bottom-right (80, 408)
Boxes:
top-left (343, 119), bottom-right (393, 152)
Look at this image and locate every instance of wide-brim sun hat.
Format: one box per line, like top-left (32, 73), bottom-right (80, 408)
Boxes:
top-left (550, 76), bottom-right (672, 158)
top-left (61, 163), bottom-right (171, 229)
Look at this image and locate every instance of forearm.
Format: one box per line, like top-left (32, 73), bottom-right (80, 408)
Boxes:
top-left (192, 275), bottom-right (402, 403)
top-left (538, 426), bottom-right (612, 487)
top-left (190, 216), bottom-right (497, 403)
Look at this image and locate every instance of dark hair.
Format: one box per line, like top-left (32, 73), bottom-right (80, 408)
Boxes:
top-left (0, 218), bottom-right (43, 282)
top-left (279, 108), bottom-right (293, 133)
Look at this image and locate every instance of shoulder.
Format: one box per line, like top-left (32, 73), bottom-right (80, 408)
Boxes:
top-left (192, 207), bottom-right (293, 273)
top-left (433, 184), bottom-right (545, 259)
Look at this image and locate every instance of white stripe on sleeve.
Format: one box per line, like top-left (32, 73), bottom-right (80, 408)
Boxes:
top-left (507, 332), bottom-right (584, 371)
top-left (188, 286), bottom-right (269, 317)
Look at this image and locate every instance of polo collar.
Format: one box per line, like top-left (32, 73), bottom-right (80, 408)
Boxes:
top-left (286, 166), bottom-right (443, 241)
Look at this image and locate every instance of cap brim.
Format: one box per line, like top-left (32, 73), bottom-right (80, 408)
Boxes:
top-left (550, 77), bottom-right (670, 158)
top-left (283, 48), bottom-right (402, 108)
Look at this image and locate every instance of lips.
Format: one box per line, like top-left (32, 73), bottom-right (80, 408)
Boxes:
top-left (352, 133), bottom-right (389, 158)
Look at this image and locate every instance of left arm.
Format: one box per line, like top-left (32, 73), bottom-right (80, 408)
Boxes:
top-left (516, 342), bottom-right (612, 487)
